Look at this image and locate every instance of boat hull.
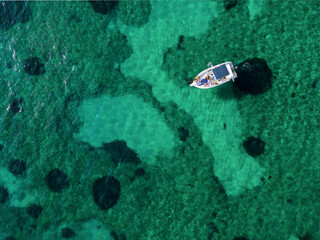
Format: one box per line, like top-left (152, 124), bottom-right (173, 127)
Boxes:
top-left (190, 61), bottom-right (237, 89)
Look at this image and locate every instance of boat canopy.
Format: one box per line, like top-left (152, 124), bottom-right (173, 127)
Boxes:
top-left (213, 64), bottom-right (229, 79)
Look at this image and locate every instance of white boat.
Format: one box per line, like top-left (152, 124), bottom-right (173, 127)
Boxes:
top-left (189, 61), bottom-right (237, 89)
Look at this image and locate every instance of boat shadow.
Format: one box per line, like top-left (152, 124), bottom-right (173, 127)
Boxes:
top-left (216, 83), bottom-right (236, 100)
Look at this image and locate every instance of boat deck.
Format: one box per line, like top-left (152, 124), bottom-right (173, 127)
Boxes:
top-left (190, 62), bottom-right (237, 89)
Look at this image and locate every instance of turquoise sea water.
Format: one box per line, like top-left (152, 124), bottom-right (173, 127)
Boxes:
top-left (0, 1), bottom-right (320, 240)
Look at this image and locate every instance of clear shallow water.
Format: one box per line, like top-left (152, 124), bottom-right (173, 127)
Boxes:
top-left (0, 1), bottom-right (319, 240)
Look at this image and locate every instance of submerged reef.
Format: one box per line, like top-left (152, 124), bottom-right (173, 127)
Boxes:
top-left (0, 1), bottom-right (31, 30)
top-left (234, 237), bottom-right (249, 240)
top-left (102, 140), bottom-right (141, 166)
top-left (88, 0), bottom-right (119, 15)
top-left (134, 168), bottom-right (146, 177)
top-left (8, 159), bottom-right (26, 175)
top-left (24, 57), bottom-right (46, 76)
top-left (92, 175), bottom-right (121, 210)
top-left (27, 204), bottom-right (43, 219)
top-left (45, 168), bottom-right (69, 193)
top-left (0, 186), bottom-right (9, 203)
top-left (61, 227), bottom-right (76, 238)
top-left (4, 237), bottom-right (17, 240)
top-left (178, 126), bottom-right (189, 142)
top-left (88, 0), bottom-right (151, 26)
top-left (9, 97), bottom-right (24, 114)
top-left (224, 0), bottom-right (238, 10)
top-left (234, 58), bottom-right (272, 94)
top-left (243, 136), bottom-right (265, 157)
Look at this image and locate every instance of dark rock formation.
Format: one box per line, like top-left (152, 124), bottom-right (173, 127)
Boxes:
top-left (27, 204), bottom-right (42, 219)
top-left (177, 35), bottom-right (185, 50)
top-left (6, 62), bottom-right (12, 69)
top-left (0, 186), bottom-right (9, 203)
top-left (234, 237), bottom-right (249, 240)
top-left (88, 0), bottom-right (119, 15)
top-left (110, 231), bottom-right (127, 240)
top-left (24, 57), bottom-right (46, 75)
top-left (79, 141), bottom-right (95, 152)
top-left (61, 227), bottom-right (76, 238)
top-left (134, 168), bottom-right (145, 177)
top-left (92, 175), bottom-right (120, 210)
top-left (9, 159), bottom-right (26, 175)
top-left (9, 97), bottom-right (23, 114)
top-left (311, 80), bottom-right (318, 88)
top-left (45, 169), bottom-right (69, 193)
top-left (0, 1), bottom-right (32, 30)
top-left (119, 233), bottom-right (127, 240)
top-left (224, 0), bottom-right (237, 10)
top-left (0, 143), bottom-right (3, 151)
top-left (178, 127), bottom-right (189, 142)
top-left (243, 136), bottom-right (265, 157)
top-left (4, 237), bottom-right (17, 240)
top-left (299, 234), bottom-right (313, 240)
top-left (234, 58), bottom-right (272, 94)
top-left (102, 140), bottom-right (140, 165)
top-left (110, 231), bottom-right (119, 240)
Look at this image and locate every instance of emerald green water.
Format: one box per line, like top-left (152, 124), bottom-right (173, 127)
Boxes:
top-left (0, 1), bottom-right (319, 240)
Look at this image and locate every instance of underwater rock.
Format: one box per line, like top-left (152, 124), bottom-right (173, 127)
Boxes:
top-left (134, 168), bottom-right (145, 177)
top-left (88, 0), bottom-right (119, 15)
top-left (6, 62), bottom-right (12, 69)
top-left (24, 57), bottom-right (46, 76)
top-left (118, 1), bottom-right (152, 27)
top-left (9, 97), bottom-right (23, 114)
top-left (299, 234), bottom-right (313, 240)
top-left (110, 231), bottom-right (127, 240)
top-left (61, 227), bottom-right (76, 238)
top-left (177, 35), bottom-right (185, 50)
top-left (0, 144), bottom-right (3, 151)
top-left (9, 159), bottom-right (26, 175)
top-left (4, 237), bottom-right (17, 240)
top-left (0, 186), bottom-right (9, 203)
top-left (0, 1), bottom-right (31, 30)
top-left (45, 169), bottom-right (69, 193)
top-left (234, 58), bottom-right (272, 94)
top-left (79, 141), bottom-right (95, 152)
top-left (119, 233), bottom-right (127, 240)
top-left (312, 80), bottom-right (318, 89)
top-left (243, 136), bottom-right (265, 157)
top-left (224, 0), bottom-right (237, 10)
top-left (92, 175), bottom-right (120, 210)
top-left (110, 231), bottom-right (119, 240)
top-left (27, 204), bottom-right (42, 219)
top-left (178, 127), bottom-right (189, 142)
top-left (102, 140), bottom-right (141, 165)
